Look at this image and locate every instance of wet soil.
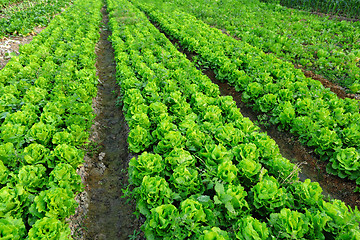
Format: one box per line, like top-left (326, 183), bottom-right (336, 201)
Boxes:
top-left (0, 27), bottom-right (45, 70)
top-left (147, 18), bottom-right (360, 209)
top-left (71, 6), bottom-right (141, 240)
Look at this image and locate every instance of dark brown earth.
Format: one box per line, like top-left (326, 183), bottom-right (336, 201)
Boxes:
top-left (71, 6), bottom-right (142, 240)
top-left (0, 27), bottom-right (44, 70)
top-left (148, 17), bottom-right (360, 209)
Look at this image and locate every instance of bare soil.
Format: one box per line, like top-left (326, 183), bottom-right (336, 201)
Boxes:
top-left (70, 6), bottom-right (142, 240)
top-left (0, 27), bottom-right (44, 70)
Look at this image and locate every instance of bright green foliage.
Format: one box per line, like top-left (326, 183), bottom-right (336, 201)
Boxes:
top-left (0, 161), bottom-right (9, 186)
top-left (48, 163), bottom-right (82, 193)
top-left (133, 0), bottom-right (360, 188)
top-left (128, 125), bottom-right (153, 153)
top-left (290, 179), bottom-right (323, 208)
top-left (214, 182), bottom-right (249, 220)
top-left (199, 227), bottom-right (230, 240)
top-left (0, 0), bottom-right (73, 38)
top-left (50, 144), bottom-right (84, 169)
top-left (328, 148), bottom-right (360, 180)
top-left (18, 165), bottom-right (47, 192)
top-left (269, 208), bottom-right (310, 239)
top-left (23, 143), bottom-right (50, 165)
top-left (0, 185), bottom-right (28, 218)
top-left (265, 0), bottom-right (360, 19)
top-left (26, 122), bottom-right (55, 146)
top-left (170, 165), bottom-right (203, 199)
top-left (143, 204), bottom-right (179, 240)
top-left (250, 176), bottom-right (287, 215)
top-left (29, 187), bottom-right (77, 220)
top-left (234, 216), bottom-right (269, 240)
top-left (0, 216), bottom-right (26, 240)
top-left (129, 152), bottom-right (165, 185)
top-left (27, 217), bottom-right (72, 240)
top-left (107, 0), bottom-right (360, 238)
top-left (136, 176), bottom-right (174, 216)
top-left (0, 0), bottom-right (102, 237)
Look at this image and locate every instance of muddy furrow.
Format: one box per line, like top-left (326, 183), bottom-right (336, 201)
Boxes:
top-left (78, 6), bottom-right (140, 240)
top-left (147, 18), bottom-right (360, 209)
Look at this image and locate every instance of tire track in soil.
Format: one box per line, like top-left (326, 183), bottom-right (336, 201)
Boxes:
top-left (79, 6), bottom-right (142, 240)
top-left (144, 16), bottom-right (360, 209)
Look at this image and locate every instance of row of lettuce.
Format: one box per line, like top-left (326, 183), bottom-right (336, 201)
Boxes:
top-left (108, 0), bottom-right (360, 239)
top-left (0, 0), bottom-right (102, 238)
top-left (0, 0), bottom-right (73, 38)
top-left (138, 0), bottom-right (360, 93)
top-left (261, 0), bottom-right (360, 19)
top-left (132, 0), bottom-right (360, 192)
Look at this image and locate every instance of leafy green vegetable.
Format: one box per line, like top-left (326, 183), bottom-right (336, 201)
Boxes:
top-left (0, 216), bottom-right (26, 240)
top-left (49, 144), bottom-right (84, 169)
top-left (26, 122), bottom-right (56, 146)
top-left (129, 152), bottom-right (165, 186)
top-left (214, 182), bottom-right (249, 220)
top-left (143, 204), bottom-right (180, 240)
top-left (327, 148), bottom-right (360, 180)
top-left (48, 163), bottom-right (82, 193)
top-left (269, 208), bottom-right (310, 239)
top-left (199, 227), bottom-right (230, 240)
top-left (18, 165), bottom-right (47, 193)
top-left (217, 160), bottom-right (238, 184)
top-left (128, 125), bottom-right (153, 153)
top-left (29, 187), bottom-right (77, 220)
top-left (23, 143), bottom-right (50, 165)
top-left (234, 215), bottom-right (269, 240)
top-left (170, 165), bottom-right (203, 199)
top-left (136, 176), bottom-right (174, 216)
top-left (28, 217), bottom-right (72, 240)
top-left (250, 175), bottom-right (287, 215)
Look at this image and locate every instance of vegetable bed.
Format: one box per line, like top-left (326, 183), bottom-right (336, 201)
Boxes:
top-left (0, 0), bottom-right (102, 237)
top-left (107, 0), bottom-right (360, 238)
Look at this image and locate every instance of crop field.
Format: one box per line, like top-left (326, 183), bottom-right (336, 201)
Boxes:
top-left (0, 0), bottom-right (359, 239)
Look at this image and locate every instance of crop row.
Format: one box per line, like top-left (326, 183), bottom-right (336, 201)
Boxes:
top-left (132, 0), bottom-right (360, 191)
top-left (0, 0), bottom-right (72, 38)
top-left (108, 0), bottom-right (360, 239)
top-left (261, 0), bottom-right (360, 19)
top-left (139, 0), bottom-right (360, 93)
top-left (0, 0), bottom-right (101, 238)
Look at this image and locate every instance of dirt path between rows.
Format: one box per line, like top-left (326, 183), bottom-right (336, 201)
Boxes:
top-left (71, 6), bottom-right (141, 240)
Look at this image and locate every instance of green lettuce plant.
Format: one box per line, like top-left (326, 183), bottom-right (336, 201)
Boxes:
top-left (129, 152), bottom-right (165, 186)
top-left (234, 215), bottom-right (269, 240)
top-left (18, 165), bottom-right (47, 193)
top-left (48, 163), bottom-right (82, 193)
top-left (28, 217), bottom-right (71, 240)
top-left (0, 216), bottom-right (26, 240)
top-left (143, 204), bottom-right (180, 240)
top-left (269, 208), bottom-right (310, 239)
top-left (29, 187), bottom-right (77, 220)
